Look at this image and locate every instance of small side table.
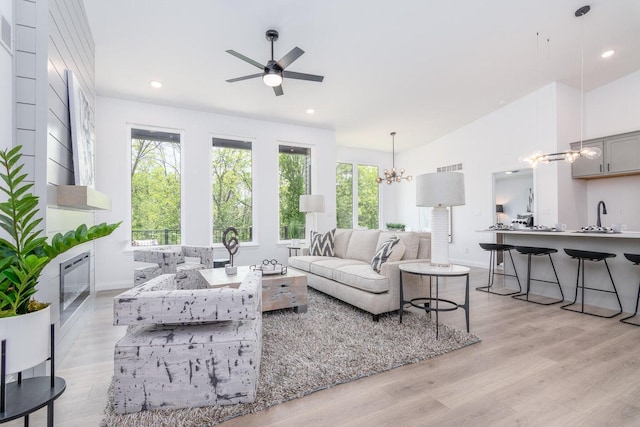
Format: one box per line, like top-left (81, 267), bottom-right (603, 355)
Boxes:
top-left (287, 246), bottom-right (301, 257)
top-left (399, 263), bottom-right (470, 339)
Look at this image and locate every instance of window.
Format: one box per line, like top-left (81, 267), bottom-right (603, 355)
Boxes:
top-left (335, 162), bottom-right (380, 229)
top-left (130, 128), bottom-right (181, 245)
top-left (212, 138), bottom-right (253, 243)
top-left (357, 165), bottom-right (379, 229)
top-left (279, 145), bottom-right (311, 240)
top-left (336, 163), bottom-right (353, 228)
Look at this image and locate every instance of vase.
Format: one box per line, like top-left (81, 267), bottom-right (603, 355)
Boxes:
top-left (0, 306), bottom-right (51, 374)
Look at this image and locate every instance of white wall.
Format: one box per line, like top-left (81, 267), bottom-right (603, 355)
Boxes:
top-left (393, 83), bottom-right (560, 267)
top-left (0, 0), bottom-right (12, 151)
top-left (583, 70), bottom-right (640, 229)
top-left (386, 71), bottom-right (640, 267)
top-left (94, 97), bottom-right (336, 290)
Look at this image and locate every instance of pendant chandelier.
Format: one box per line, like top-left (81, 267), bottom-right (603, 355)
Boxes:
top-left (376, 132), bottom-right (412, 184)
top-left (520, 5), bottom-right (601, 168)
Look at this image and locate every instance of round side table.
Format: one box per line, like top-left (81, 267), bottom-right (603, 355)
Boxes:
top-left (399, 263), bottom-right (470, 339)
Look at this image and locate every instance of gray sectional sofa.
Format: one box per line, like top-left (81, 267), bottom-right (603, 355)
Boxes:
top-left (288, 229), bottom-right (431, 320)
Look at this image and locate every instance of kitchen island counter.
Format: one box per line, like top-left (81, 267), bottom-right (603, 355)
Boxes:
top-left (478, 229), bottom-right (640, 314)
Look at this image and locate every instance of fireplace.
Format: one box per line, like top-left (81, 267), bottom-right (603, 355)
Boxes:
top-left (59, 251), bottom-right (90, 325)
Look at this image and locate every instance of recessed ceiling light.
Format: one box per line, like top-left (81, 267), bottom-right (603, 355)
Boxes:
top-left (150, 80), bottom-right (162, 88)
top-left (306, 108), bottom-right (315, 115)
top-left (601, 50), bottom-right (615, 58)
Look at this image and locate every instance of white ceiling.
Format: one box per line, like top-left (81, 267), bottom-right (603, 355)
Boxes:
top-left (83, 0), bottom-right (640, 152)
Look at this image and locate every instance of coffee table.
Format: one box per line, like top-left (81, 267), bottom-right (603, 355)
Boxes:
top-left (199, 266), bottom-right (308, 313)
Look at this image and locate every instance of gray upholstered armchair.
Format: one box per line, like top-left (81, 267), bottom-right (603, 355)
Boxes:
top-left (133, 245), bottom-right (214, 289)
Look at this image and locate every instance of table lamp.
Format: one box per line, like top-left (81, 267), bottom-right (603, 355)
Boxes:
top-left (416, 172), bottom-right (465, 266)
top-left (299, 194), bottom-right (325, 243)
top-left (496, 204), bottom-right (504, 224)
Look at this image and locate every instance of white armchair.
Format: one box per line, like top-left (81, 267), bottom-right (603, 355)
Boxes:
top-left (133, 245), bottom-right (214, 289)
top-left (112, 271), bottom-right (262, 414)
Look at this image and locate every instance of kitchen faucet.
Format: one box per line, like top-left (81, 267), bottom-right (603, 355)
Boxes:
top-left (596, 201), bottom-right (607, 227)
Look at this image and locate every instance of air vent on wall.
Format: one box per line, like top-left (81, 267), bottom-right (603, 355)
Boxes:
top-left (437, 163), bottom-right (463, 173)
top-left (1, 14), bottom-right (11, 54)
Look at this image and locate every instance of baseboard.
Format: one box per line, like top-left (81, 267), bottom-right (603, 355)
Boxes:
top-left (97, 280), bottom-right (133, 292)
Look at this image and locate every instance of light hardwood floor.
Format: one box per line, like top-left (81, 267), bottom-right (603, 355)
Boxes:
top-left (7, 267), bottom-right (640, 426)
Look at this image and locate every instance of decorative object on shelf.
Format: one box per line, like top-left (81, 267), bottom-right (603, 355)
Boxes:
top-left (376, 132), bottom-right (412, 184)
top-left (250, 259), bottom-right (287, 275)
top-left (416, 172), bottom-right (465, 266)
top-left (0, 146), bottom-right (120, 372)
top-left (299, 194), bottom-right (325, 243)
top-left (495, 204), bottom-right (504, 224)
top-left (520, 5), bottom-right (601, 167)
top-left (222, 227), bottom-right (239, 275)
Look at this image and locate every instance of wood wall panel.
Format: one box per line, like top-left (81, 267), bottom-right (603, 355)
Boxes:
top-left (16, 24), bottom-right (36, 52)
top-left (46, 0), bottom-right (95, 190)
top-left (16, 76), bottom-right (36, 103)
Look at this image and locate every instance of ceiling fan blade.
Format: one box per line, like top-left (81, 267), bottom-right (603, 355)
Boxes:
top-left (226, 73), bottom-right (263, 83)
top-left (273, 85), bottom-right (284, 96)
top-left (282, 71), bottom-right (324, 82)
top-left (225, 50), bottom-right (265, 70)
top-left (276, 47), bottom-right (304, 70)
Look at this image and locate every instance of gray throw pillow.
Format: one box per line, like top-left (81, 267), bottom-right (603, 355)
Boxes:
top-left (371, 236), bottom-right (400, 272)
top-left (310, 229), bottom-right (336, 256)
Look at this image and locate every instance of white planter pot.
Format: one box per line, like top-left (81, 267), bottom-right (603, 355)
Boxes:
top-left (0, 305), bottom-right (51, 374)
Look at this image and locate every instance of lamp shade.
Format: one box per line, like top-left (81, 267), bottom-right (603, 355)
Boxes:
top-left (416, 172), bottom-right (465, 207)
top-left (496, 204), bottom-right (504, 213)
top-left (299, 194), bottom-right (325, 213)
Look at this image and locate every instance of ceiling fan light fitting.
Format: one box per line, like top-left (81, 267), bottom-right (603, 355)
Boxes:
top-left (263, 72), bottom-right (283, 87)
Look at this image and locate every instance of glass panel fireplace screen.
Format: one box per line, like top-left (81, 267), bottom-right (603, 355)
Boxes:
top-left (59, 251), bottom-right (90, 325)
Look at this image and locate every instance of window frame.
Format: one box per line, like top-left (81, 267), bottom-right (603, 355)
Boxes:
top-left (128, 124), bottom-right (185, 247)
top-left (210, 134), bottom-right (257, 246)
top-left (277, 141), bottom-right (314, 243)
top-left (336, 161), bottom-right (382, 230)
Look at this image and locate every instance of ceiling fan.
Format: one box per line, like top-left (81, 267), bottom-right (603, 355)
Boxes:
top-left (225, 29), bottom-right (324, 96)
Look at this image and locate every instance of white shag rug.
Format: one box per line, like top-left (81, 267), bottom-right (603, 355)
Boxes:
top-left (102, 288), bottom-right (480, 426)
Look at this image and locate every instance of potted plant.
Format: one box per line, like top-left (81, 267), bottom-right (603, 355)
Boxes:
top-left (386, 222), bottom-right (406, 232)
top-left (0, 145), bottom-right (120, 373)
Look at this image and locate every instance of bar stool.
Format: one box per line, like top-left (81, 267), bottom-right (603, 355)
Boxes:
top-left (561, 249), bottom-right (622, 318)
top-left (620, 253), bottom-right (640, 326)
top-left (512, 246), bottom-right (564, 305)
top-left (476, 243), bottom-right (522, 295)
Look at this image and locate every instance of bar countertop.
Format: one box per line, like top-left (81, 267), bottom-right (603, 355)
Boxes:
top-left (479, 229), bottom-right (640, 239)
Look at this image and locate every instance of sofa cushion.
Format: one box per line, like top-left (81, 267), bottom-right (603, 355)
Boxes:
top-left (334, 264), bottom-right (389, 293)
top-left (377, 231), bottom-right (420, 260)
top-left (371, 236), bottom-right (400, 273)
top-left (310, 229), bottom-right (336, 256)
top-left (288, 255), bottom-right (329, 272)
top-left (310, 258), bottom-right (368, 280)
top-left (345, 230), bottom-right (381, 263)
top-left (399, 232), bottom-right (420, 260)
top-left (417, 236), bottom-right (431, 259)
top-left (387, 239), bottom-right (406, 262)
top-left (333, 229), bottom-right (353, 259)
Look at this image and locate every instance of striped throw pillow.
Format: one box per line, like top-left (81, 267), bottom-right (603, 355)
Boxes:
top-left (371, 236), bottom-right (400, 272)
top-left (310, 229), bottom-right (335, 256)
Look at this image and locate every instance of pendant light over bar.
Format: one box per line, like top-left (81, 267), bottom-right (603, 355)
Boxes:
top-left (520, 5), bottom-right (601, 168)
top-left (376, 132), bottom-right (412, 184)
